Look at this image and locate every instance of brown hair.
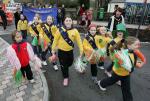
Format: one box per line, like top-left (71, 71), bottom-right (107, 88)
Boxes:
top-left (11, 30), bottom-right (21, 42)
top-left (110, 39), bottom-right (127, 53)
top-left (126, 36), bottom-right (139, 45)
top-left (116, 7), bottom-right (123, 13)
top-left (114, 7), bottom-right (123, 14)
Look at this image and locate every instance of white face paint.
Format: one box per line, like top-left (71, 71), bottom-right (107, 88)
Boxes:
top-left (89, 27), bottom-right (96, 36)
top-left (64, 17), bottom-right (73, 29)
top-left (15, 32), bottom-right (22, 43)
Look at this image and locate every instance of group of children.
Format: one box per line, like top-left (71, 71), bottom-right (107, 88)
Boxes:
top-left (6, 13), bottom-right (146, 101)
top-left (82, 23), bottom-right (146, 101)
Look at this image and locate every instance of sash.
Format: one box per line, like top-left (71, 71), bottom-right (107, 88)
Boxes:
top-left (31, 23), bottom-right (39, 38)
top-left (41, 24), bottom-right (54, 43)
top-left (59, 27), bottom-right (74, 47)
top-left (85, 33), bottom-right (97, 50)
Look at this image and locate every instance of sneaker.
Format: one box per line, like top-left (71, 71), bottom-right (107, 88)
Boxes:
top-left (42, 61), bottom-right (47, 66)
top-left (97, 80), bottom-right (106, 91)
top-left (104, 70), bottom-right (112, 77)
top-left (98, 66), bottom-right (104, 70)
top-left (53, 65), bottom-right (58, 71)
top-left (116, 81), bottom-right (121, 86)
top-left (63, 78), bottom-right (69, 86)
top-left (92, 77), bottom-right (98, 84)
top-left (30, 79), bottom-right (35, 84)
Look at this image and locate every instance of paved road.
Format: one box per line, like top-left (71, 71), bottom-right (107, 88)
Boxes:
top-left (0, 25), bottom-right (48, 101)
top-left (0, 24), bottom-right (150, 101)
top-left (1, 35), bottom-right (150, 101)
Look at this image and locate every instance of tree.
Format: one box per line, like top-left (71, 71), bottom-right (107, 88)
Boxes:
top-left (78, 0), bottom-right (89, 9)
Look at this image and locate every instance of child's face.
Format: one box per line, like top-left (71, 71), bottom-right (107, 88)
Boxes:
top-left (34, 17), bottom-right (39, 23)
top-left (89, 27), bottom-right (96, 36)
top-left (20, 15), bottom-right (25, 20)
top-left (128, 40), bottom-right (140, 50)
top-left (106, 31), bottom-right (112, 38)
top-left (117, 32), bottom-right (123, 38)
top-left (116, 10), bottom-right (122, 17)
top-left (99, 27), bottom-right (107, 35)
top-left (47, 16), bottom-right (53, 24)
top-left (64, 17), bottom-right (73, 28)
top-left (15, 33), bottom-right (22, 43)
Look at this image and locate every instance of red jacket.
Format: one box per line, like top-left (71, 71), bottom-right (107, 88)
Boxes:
top-left (12, 42), bottom-right (29, 67)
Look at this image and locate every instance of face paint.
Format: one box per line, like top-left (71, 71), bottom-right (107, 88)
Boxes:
top-left (64, 17), bottom-right (73, 29)
top-left (89, 27), bottom-right (96, 36)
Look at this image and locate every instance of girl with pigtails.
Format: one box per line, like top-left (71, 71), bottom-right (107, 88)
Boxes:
top-left (97, 36), bottom-right (146, 101)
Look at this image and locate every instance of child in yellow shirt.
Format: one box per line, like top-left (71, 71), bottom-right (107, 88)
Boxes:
top-left (51, 16), bottom-right (83, 86)
top-left (97, 36), bottom-right (146, 101)
top-left (17, 14), bottom-right (28, 39)
top-left (97, 26), bottom-right (112, 70)
top-left (83, 24), bottom-right (102, 84)
top-left (39, 15), bottom-right (58, 70)
top-left (28, 16), bottom-right (41, 56)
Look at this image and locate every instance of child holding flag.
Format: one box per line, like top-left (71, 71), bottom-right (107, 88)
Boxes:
top-left (6, 31), bottom-right (42, 84)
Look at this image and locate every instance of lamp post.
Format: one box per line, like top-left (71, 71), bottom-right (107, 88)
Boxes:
top-left (136, 0), bottom-right (147, 38)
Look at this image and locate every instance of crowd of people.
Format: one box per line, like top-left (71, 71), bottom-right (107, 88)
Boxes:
top-left (0, 4), bottom-right (147, 101)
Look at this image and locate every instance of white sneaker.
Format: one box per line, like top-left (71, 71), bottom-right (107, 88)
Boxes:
top-left (97, 80), bottom-right (106, 91)
top-left (116, 81), bottom-right (121, 86)
top-left (92, 77), bottom-right (98, 84)
top-left (53, 65), bottom-right (58, 71)
top-left (104, 70), bottom-right (112, 77)
top-left (30, 79), bottom-right (35, 83)
top-left (98, 66), bottom-right (104, 70)
top-left (42, 61), bottom-right (47, 66)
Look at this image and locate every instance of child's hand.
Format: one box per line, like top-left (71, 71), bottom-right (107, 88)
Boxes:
top-left (49, 54), bottom-right (57, 63)
top-left (136, 61), bottom-right (144, 68)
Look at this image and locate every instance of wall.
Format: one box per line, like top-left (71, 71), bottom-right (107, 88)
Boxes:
top-left (107, 3), bottom-right (125, 13)
top-left (126, 0), bottom-right (150, 3)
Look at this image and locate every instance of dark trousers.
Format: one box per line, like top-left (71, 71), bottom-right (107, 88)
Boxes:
top-left (15, 20), bottom-right (19, 29)
top-left (41, 46), bottom-right (57, 65)
top-left (33, 45), bottom-right (42, 58)
top-left (100, 72), bottom-right (133, 101)
top-left (87, 20), bottom-right (91, 27)
top-left (20, 64), bottom-right (33, 80)
top-left (21, 30), bottom-right (27, 40)
top-left (106, 62), bottom-right (114, 72)
top-left (58, 49), bottom-right (74, 78)
top-left (98, 62), bottom-right (104, 67)
top-left (91, 64), bottom-right (97, 77)
top-left (1, 16), bottom-right (7, 30)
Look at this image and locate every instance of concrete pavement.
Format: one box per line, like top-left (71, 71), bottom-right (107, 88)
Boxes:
top-left (0, 22), bottom-right (150, 101)
top-left (73, 21), bottom-right (148, 30)
top-left (0, 25), bottom-right (49, 101)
